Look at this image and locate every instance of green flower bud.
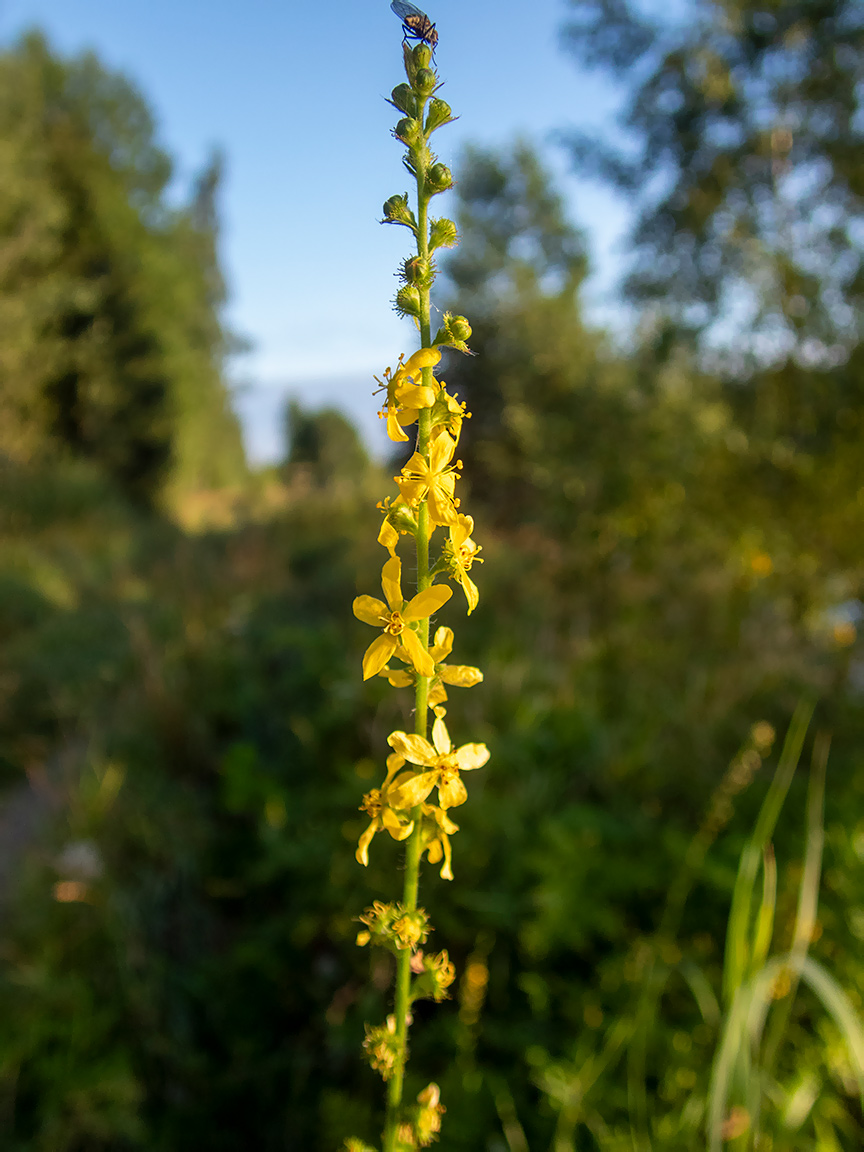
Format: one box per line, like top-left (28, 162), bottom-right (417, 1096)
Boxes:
top-left (414, 68), bottom-right (437, 97)
top-left (426, 163), bottom-right (453, 194)
top-left (390, 83), bottom-right (417, 116)
top-left (395, 284), bottom-right (422, 318)
top-left (382, 193), bottom-right (417, 232)
top-left (410, 43), bottom-right (433, 71)
top-left (394, 117), bottom-right (424, 148)
top-left (388, 503), bottom-right (419, 536)
top-left (425, 98), bottom-right (453, 133)
top-left (433, 312), bottom-right (474, 354)
top-left (447, 315), bottom-right (471, 342)
top-left (429, 217), bottom-right (458, 251)
top-left (400, 255), bottom-right (434, 287)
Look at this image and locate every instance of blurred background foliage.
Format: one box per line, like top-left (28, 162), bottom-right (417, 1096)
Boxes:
top-left (0, 2), bottom-right (863, 1149)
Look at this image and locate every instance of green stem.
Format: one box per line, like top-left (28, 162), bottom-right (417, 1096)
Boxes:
top-left (383, 84), bottom-right (434, 1152)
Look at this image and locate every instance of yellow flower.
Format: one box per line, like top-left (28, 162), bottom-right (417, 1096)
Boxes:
top-left (444, 514), bottom-right (483, 614)
top-left (353, 556), bottom-right (452, 680)
top-left (430, 386), bottom-right (469, 440)
top-left (377, 348), bottom-right (440, 443)
top-left (355, 753), bottom-right (415, 866)
top-left (378, 626), bottom-right (483, 705)
top-left (396, 429), bottom-right (462, 526)
top-left (386, 713), bottom-right (489, 810)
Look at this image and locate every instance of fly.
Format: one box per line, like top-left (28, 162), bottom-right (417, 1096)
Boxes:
top-left (390, 0), bottom-right (439, 50)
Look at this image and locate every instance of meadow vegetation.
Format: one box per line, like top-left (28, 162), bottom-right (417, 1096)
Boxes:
top-left (0, 2), bottom-right (864, 1148)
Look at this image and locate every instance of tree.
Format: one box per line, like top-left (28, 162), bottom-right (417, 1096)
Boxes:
top-left (562, 0), bottom-right (864, 367)
top-left (0, 33), bottom-right (247, 506)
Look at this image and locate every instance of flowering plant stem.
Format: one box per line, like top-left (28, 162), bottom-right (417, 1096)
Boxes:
top-left (385, 111), bottom-right (434, 1152)
top-left (347, 28), bottom-right (486, 1152)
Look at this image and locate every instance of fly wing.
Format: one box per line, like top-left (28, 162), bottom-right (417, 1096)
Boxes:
top-left (391, 0), bottom-right (425, 20)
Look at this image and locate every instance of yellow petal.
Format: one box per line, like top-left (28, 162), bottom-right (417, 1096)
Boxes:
top-left (430, 626), bottom-right (454, 660)
top-left (383, 752), bottom-right (406, 784)
top-left (387, 730), bottom-right (437, 766)
top-left (397, 407), bottom-right (420, 427)
top-left (379, 667), bottom-right (413, 687)
top-left (428, 683), bottom-right (448, 706)
top-left (400, 626), bottom-right (436, 677)
top-left (362, 633), bottom-right (397, 680)
top-left (428, 429), bottom-right (457, 471)
top-left (356, 819), bottom-right (380, 866)
top-left (426, 838), bottom-right (443, 864)
top-left (397, 384), bottom-right (436, 409)
top-left (438, 774), bottom-right (467, 809)
top-left (431, 716), bottom-right (451, 756)
top-left (381, 809), bottom-right (415, 841)
top-left (454, 742), bottom-right (490, 771)
top-left (403, 583), bottom-right (452, 622)
top-left (389, 770), bottom-right (438, 809)
top-left (386, 407), bottom-right (410, 442)
top-left (378, 519), bottom-right (399, 556)
top-left (439, 833), bottom-right (453, 880)
top-left (381, 555), bottom-right (403, 610)
top-left (428, 484), bottom-right (459, 527)
top-left (395, 478), bottom-right (427, 507)
top-left (458, 571), bottom-right (480, 614)
top-left (403, 346), bottom-right (441, 377)
top-left (353, 595), bottom-right (388, 626)
top-left (440, 665), bottom-right (483, 687)
top-left (451, 513), bottom-right (474, 544)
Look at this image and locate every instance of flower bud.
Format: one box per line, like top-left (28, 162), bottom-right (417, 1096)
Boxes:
top-left (390, 83), bottom-right (418, 116)
top-left (425, 98), bottom-right (453, 133)
top-left (401, 255), bottom-right (433, 287)
top-left (394, 117), bottom-right (424, 148)
top-left (447, 315), bottom-right (471, 342)
top-left (414, 68), bottom-right (437, 97)
top-left (433, 312), bottom-right (473, 354)
top-left (429, 217), bottom-right (458, 251)
top-left (426, 163), bottom-right (453, 194)
top-left (395, 284), bottom-right (422, 318)
top-left (389, 503), bottom-right (419, 536)
top-left (410, 43), bottom-right (433, 72)
top-left (382, 193), bottom-right (417, 231)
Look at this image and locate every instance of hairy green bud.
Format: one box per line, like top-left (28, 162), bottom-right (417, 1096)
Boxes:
top-left (382, 193), bottom-right (417, 231)
top-left (401, 255), bottom-right (434, 287)
top-left (429, 217), bottom-right (458, 251)
top-left (426, 163), bottom-right (453, 194)
top-left (413, 68), bottom-right (437, 98)
top-left (394, 117), bottom-right (424, 148)
top-left (425, 98), bottom-right (453, 134)
top-left (390, 83), bottom-right (418, 116)
top-left (433, 312), bottom-right (473, 354)
top-left (395, 284), bottom-right (422, 318)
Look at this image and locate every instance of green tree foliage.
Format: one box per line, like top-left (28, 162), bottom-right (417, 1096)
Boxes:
top-left (562, 0), bottom-right (864, 355)
top-left (0, 33), bottom-right (246, 505)
top-left (285, 400), bottom-right (370, 488)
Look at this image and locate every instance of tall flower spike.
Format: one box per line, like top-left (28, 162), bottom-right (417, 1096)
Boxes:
top-left (348, 25), bottom-right (486, 1152)
top-left (353, 556), bottom-right (451, 679)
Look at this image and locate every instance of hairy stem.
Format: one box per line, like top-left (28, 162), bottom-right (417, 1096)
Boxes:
top-left (383, 86), bottom-right (433, 1152)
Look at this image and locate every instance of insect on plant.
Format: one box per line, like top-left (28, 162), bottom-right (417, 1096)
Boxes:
top-left (390, 0), bottom-right (439, 50)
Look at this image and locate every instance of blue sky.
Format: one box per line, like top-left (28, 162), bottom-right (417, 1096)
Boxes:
top-left (0, 0), bottom-right (630, 461)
